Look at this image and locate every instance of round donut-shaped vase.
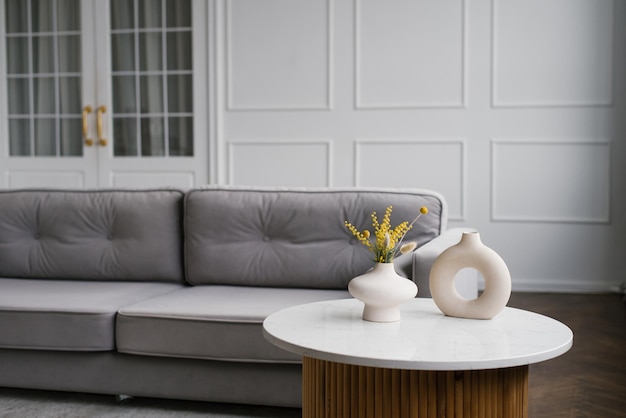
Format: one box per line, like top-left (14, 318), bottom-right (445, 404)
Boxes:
top-left (429, 232), bottom-right (511, 320)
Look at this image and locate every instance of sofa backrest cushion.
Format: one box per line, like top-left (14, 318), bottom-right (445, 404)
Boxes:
top-left (184, 187), bottom-right (446, 289)
top-left (0, 189), bottom-right (185, 282)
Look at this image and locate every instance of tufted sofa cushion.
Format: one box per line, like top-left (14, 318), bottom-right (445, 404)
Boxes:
top-left (184, 187), bottom-right (446, 288)
top-left (0, 189), bottom-right (185, 282)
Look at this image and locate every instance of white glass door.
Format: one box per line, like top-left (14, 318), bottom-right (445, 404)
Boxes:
top-left (1, 0), bottom-right (99, 188)
top-left (0, 0), bottom-right (208, 189)
top-left (95, 0), bottom-right (207, 188)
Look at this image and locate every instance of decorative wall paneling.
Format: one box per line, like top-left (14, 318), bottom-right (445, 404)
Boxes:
top-left (355, 139), bottom-right (466, 221)
top-left (226, 0), bottom-right (332, 110)
top-left (6, 171), bottom-right (85, 189)
top-left (492, 0), bottom-right (614, 107)
top-left (355, 0), bottom-right (466, 109)
top-left (491, 139), bottom-right (611, 223)
top-left (109, 172), bottom-right (196, 188)
top-left (228, 140), bottom-right (332, 187)
top-left (216, 0), bottom-right (625, 293)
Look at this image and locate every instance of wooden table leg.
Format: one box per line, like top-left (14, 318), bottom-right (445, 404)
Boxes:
top-left (302, 356), bottom-right (529, 418)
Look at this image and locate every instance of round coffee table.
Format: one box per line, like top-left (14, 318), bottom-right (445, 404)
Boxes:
top-left (263, 298), bottom-right (572, 418)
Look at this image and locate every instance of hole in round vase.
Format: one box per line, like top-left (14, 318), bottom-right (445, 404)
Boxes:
top-left (454, 267), bottom-right (482, 299)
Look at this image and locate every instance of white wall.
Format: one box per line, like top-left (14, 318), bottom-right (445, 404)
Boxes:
top-left (212, 0), bottom-right (626, 293)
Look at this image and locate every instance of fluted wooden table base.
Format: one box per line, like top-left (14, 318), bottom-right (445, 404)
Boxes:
top-left (302, 357), bottom-right (529, 418)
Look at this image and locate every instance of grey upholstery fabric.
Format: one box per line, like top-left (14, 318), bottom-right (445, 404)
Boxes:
top-left (117, 285), bottom-right (349, 362)
top-left (0, 279), bottom-right (182, 351)
top-left (0, 186), bottom-right (453, 408)
top-left (185, 187), bottom-right (445, 288)
top-left (0, 189), bottom-right (185, 282)
top-left (0, 349), bottom-right (303, 407)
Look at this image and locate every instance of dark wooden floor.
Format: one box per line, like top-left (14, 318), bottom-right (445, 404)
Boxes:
top-left (507, 292), bottom-right (626, 418)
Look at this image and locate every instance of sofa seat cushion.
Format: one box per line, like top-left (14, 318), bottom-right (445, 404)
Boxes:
top-left (116, 285), bottom-right (350, 363)
top-left (0, 279), bottom-right (183, 351)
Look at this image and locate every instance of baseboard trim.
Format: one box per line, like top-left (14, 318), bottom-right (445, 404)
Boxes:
top-left (477, 278), bottom-right (622, 294)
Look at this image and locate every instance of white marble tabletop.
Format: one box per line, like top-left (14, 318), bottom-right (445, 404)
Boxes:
top-left (263, 298), bottom-right (573, 371)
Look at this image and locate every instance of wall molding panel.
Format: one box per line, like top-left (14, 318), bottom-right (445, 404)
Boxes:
top-left (228, 140), bottom-right (333, 187)
top-left (492, 0), bottom-right (614, 108)
top-left (110, 172), bottom-right (195, 188)
top-left (491, 139), bottom-right (611, 223)
top-left (7, 171), bottom-right (85, 189)
top-left (226, 0), bottom-right (333, 111)
top-left (354, 139), bottom-right (466, 220)
top-left (355, 0), bottom-right (466, 109)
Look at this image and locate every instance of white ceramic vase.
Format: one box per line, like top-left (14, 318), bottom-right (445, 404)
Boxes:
top-left (348, 262), bottom-right (418, 322)
top-left (429, 231), bottom-right (511, 320)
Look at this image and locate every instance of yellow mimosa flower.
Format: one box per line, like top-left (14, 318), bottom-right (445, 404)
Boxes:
top-left (345, 205), bottom-right (428, 264)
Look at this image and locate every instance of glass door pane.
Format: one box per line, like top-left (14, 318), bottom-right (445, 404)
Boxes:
top-left (110, 0), bottom-right (193, 157)
top-left (4, 0), bottom-right (83, 157)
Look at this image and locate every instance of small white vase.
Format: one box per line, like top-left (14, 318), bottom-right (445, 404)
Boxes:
top-left (429, 231), bottom-right (511, 320)
top-left (348, 262), bottom-right (418, 322)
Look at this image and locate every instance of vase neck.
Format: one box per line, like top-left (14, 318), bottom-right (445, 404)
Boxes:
top-left (461, 231), bottom-right (482, 246)
top-left (374, 262), bottom-right (396, 270)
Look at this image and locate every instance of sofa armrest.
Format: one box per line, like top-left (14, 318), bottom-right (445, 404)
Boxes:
top-left (406, 227), bottom-right (479, 299)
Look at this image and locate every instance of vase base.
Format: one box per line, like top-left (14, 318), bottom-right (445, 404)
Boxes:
top-left (362, 305), bottom-right (401, 323)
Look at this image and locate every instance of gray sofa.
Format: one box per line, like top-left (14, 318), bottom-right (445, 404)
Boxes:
top-left (0, 186), bottom-right (476, 407)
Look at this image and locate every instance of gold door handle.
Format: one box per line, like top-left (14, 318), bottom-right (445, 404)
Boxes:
top-left (97, 105), bottom-right (107, 146)
top-left (82, 105), bottom-right (93, 146)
